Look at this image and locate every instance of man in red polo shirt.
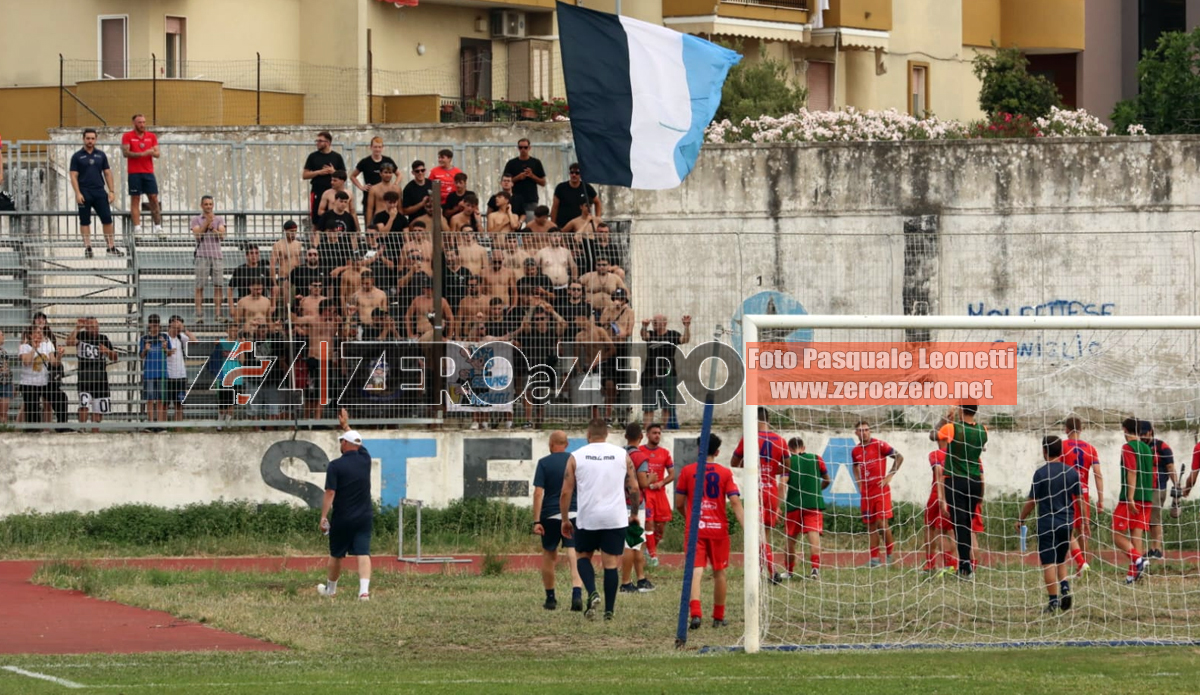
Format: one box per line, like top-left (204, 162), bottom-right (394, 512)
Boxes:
top-left (121, 114), bottom-right (162, 237)
top-left (852, 421), bottom-right (904, 567)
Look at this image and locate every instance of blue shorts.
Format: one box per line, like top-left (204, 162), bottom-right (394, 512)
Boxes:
top-left (329, 519), bottom-right (372, 558)
top-left (574, 526), bottom-right (626, 556)
top-left (539, 517), bottom-right (576, 552)
top-left (78, 189), bottom-right (113, 227)
top-left (143, 378), bottom-right (166, 402)
top-left (0, 382), bottom-right (12, 399)
top-left (128, 173), bottom-right (159, 196)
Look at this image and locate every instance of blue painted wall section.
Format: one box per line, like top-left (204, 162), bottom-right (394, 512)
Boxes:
top-left (822, 437), bottom-right (861, 508)
top-left (363, 438), bottom-right (437, 508)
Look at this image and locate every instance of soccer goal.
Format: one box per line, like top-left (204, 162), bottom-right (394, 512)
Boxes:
top-left (739, 314), bottom-right (1200, 653)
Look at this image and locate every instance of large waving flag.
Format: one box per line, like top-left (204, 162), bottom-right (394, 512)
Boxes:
top-left (556, 1), bottom-right (741, 190)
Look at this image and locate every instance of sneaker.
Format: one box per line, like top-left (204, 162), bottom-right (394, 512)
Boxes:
top-left (584, 592), bottom-right (601, 620)
top-left (504, 421), bottom-right (513, 429)
top-left (469, 422), bottom-right (480, 430)
top-left (1134, 557), bottom-right (1148, 582)
top-left (195, 314), bottom-right (205, 325)
top-left (1075, 562), bottom-right (1090, 579)
top-left (481, 422), bottom-right (490, 430)
top-left (84, 247), bottom-right (94, 259)
top-left (1151, 549), bottom-right (1165, 560)
top-left (316, 583), bottom-right (335, 597)
top-left (603, 611), bottom-right (613, 621)
top-left (810, 568), bottom-right (820, 580)
top-left (646, 555), bottom-right (659, 569)
top-left (865, 558), bottom-right (883, 569)
top-left (106, 246), bottom-right (124, 257)
top-left (958, 568), bottom-right (974, 582)
top-left (619, 583), bottom-right (638, 594)
top-left (1060, 593), bottom-right (1073, 611)
top-left (543, 596), bottom-right (558, 610)
top-left (134, 224), bottom-right (142, 235)
top-left (570, 595), bottom-right (583, 612)
top-left (636, 578), bottom-right (655, 592)
top-left (886, 555), bottom-right (895, 566)
top-left (1043, 603), bottom-right (1060, 615)
top-left (712, 618), bottom-right (727, 628)
top-left (154, 224), bottom-right (164, 239)
top-left (770, 572), bottom-right (784, 585)
top-left (1125, 573), bottom-right (1136, 585)
top-left (688, 616), bottom-right (701, 630)
top-left (358, 592), bottom-right (370, 601)
top-left (522, 422), bottom-right (533, 429)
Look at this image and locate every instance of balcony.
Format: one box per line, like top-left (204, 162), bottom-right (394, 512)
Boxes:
top-left (822, 0), bottom-right (892, 32)
top-left (964, 0), bottom-right (1084, 52)
top-left (663, 0), bottom-right (812, 43)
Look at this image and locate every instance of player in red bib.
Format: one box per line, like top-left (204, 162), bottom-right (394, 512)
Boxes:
top-left (732, 408), bottom-right (788, 582)
top-left (852, 421), bottom-right (904, 567)
top-left (1061, 416), bottom-right (1103, 576)
top-left (120, 114), bottom-right (162, 236)
top-left (639, 422), bottom-right (675, 567)
top-left (676, 433), bottom-right (744, 630)
top-left (923, 449), bottom-right (956, 574)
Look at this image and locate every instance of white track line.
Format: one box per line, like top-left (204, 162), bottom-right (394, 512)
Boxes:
top-left (1, 666), bottom-right (84, 689)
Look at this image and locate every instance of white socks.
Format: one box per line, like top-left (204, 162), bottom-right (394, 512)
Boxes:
top-left (326, 579), bottom-right (338, 593)
top-left (360, 578), bottom-right (370, 595)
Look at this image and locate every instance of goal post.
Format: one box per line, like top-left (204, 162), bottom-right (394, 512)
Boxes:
top-left (740, 314), bottom-right (1200, 654)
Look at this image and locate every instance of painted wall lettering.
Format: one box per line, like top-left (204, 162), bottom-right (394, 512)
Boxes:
top-left (463, 438), bottom-right (532, 499)
top-left (966, 299), bottom-right (1115, 317)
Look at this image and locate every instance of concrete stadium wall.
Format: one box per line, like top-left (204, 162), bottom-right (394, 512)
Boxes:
top-left (1, 429), bottom-right (1188, 516)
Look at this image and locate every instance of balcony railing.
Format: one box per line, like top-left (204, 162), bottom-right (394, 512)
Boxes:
top-left (721, 0), bottom-right (810, 10)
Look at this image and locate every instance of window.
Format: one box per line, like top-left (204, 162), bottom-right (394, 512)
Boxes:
top-left (165, 17), bottom-right (187, 78)
top-left (98, 16), bottom-right (128, 79)
top-left (806, 61), bottom-right (833, 111)
top-left (908, 62), bottom-right (929, 117)
top-left (460, 38), bottom-right (493, 100)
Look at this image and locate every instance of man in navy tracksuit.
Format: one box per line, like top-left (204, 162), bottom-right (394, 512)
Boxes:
top-left (318, 409), bottom-right (374, 601)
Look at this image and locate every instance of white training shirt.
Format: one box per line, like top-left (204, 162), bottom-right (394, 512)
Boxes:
top-left (572, 441), bottom-right (630, 531)
top-left (166, 334), bottom-right (189, 379)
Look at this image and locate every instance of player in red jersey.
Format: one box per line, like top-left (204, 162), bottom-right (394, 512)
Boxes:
top-left (639, 422), bottom-right (675, 567)
top-left (120, 114), bottom-right (162, 236)
top-left (852, 421), bottom-right (904, 567)
top-left (731, 407), bottom-right (788, 582)
top-left (924, 449), bottom-right (956, 575)
top-left (677, 433), bottom-right (744, 630)
top-left (1061, 416), bottom-right (1103, 575)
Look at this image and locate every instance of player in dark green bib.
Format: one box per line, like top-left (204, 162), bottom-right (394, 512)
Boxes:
top-left (931, 403), bottom-right (988, 579)
top-left (783, 438), bottom-right (830, 580)
top-left (1113, 418), bottom-right (1153, 583)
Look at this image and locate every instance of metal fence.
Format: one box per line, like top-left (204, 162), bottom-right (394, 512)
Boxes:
top-left (2, 139), bottom-right (577, 217)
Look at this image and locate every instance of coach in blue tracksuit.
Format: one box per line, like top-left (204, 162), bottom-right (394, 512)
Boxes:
top-left (318, 409), bottom-right (374, 601)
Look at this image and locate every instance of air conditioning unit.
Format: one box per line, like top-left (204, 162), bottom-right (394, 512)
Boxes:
top-left (491, 10), bottom-right (526, 39)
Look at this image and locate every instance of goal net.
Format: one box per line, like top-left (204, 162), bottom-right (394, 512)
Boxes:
top-left (739, 315), bottom-right (1200, 652)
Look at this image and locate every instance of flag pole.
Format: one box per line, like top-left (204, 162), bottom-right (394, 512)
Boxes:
top-left (615, 0), bottom-right (621, 15)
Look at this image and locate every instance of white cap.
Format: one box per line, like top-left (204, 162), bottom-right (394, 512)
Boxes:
top-left (339, 430), bottom-right (363, 446)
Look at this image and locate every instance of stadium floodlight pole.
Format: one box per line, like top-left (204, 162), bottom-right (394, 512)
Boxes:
top-left (675, 327), bottom-right (723, 648)
top-left (741, 317), bottom-right (761, 654)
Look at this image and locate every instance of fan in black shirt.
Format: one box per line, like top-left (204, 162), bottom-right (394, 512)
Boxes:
top-left (402, 161), bottom-right (433, 216)
top-left (303, 132), bottom-right (346, 222)
top-left (502, 139), bottom-right (547, 214)
top-left (551, 164), bottom-right (600, 229)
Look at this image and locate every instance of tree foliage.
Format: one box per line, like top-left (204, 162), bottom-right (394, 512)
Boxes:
top-left (972, 45), bottom-right (1062, 120)
top-left (715, 43), bottom-right (808, 123)
top-left (1112, 27), bottom-right (1200, 135)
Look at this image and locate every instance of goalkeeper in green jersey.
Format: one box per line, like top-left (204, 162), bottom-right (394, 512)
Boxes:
top-left (783, 437), bottom-right (830, 580)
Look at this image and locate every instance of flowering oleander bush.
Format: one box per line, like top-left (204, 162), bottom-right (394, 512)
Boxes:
top-left (706, 107), bottom-right (1139, 143)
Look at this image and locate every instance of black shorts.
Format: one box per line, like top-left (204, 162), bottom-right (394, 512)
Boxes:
top-left (361, 323), bottom-right (383, 341)
top-left (78, 189), bottom-right (113, 227)
top-left (166, 377), bottom-right (188, 403)
top-left (1037, 525), bottom-right (1071, 566)
top-left (77, 379), bottom-right (110, 401)
top-left (329, 519), bottom-right (372, 558)
top-left (574, 526), bottom-right (626, 556)
top-left (217, 387), bottom-right (235, 407)
top-left (540, 517), bottom-right (576, 552)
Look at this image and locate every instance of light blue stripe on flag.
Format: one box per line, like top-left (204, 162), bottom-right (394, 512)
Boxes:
top-left (675, 34), bottom-right (742, 183)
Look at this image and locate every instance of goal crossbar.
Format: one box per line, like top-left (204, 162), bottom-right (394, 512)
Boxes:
top-left (739, 314), bottom-right (1200, 654)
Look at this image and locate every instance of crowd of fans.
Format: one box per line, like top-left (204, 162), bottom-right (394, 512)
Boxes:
top-left (0, 128), bottom-right (694, 429)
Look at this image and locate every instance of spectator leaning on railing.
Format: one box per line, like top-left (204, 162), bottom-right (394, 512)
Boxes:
top-left (139, 314), bottom-right (172, 425)
top-left (67, 317), bottom-right (117, 433)
top-left (191, 195), bottom-right (227, 324)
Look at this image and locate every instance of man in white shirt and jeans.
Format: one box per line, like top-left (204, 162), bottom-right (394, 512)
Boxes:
top-left (165, 315), bottom-right (196, 421)
top-left (560, 418), bottom-right (642, 621)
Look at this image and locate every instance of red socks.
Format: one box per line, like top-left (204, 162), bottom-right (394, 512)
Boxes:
top-left (713, 604), bottom-right (726, 621)
top-left (646, 530), bottom-right (658, 558)
top-left (886, 541), bottom-right (895, 557)
top-left (786, 557), bottom-right (795, 574)
top-left (690, 599), bottom-right (702, 618)
top-left (811, 554), bottom-right (820, 570)
top-left (943, 552), bottom-right (956, 569)
top-left (1072, 548), bottom-right (1086, 568)
top-left (763, 545), bottom-right (775, 573)
top-left (870, 547), bottom-right (880, 560)
top-left (924, 553), bottom-right (935, 570)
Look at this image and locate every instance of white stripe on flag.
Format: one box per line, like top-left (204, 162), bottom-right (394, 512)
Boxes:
top-left (620, 16), bottom-right (691, 190)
